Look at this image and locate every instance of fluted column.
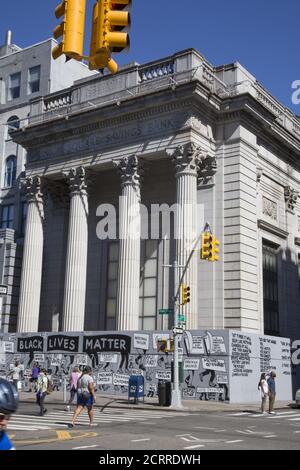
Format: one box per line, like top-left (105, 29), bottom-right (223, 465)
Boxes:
top-left (171, 143), bottom-right (202, 330)
top-left (115, 155), bottom-right (141, 331)
top-left (17, 176), bottom-right (44, 332)
top-left (62, 167), bottom-right (88, 332)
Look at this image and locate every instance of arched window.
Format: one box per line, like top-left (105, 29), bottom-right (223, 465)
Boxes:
top-left (4, 156), bottom-right (17, 187)
top-left (6, 115), bottom-right (20, 140)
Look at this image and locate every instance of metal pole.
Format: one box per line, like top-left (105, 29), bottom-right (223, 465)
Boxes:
top-left (63, 377), bottom-right (67, 403)
top-left (170, 260), bottom-right (182, 408)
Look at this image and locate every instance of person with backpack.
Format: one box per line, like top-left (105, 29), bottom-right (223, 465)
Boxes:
top-left (36, 368), bottom-right (48, 416)
top-left (0, 378), bottom-right (19, 450)
top-left (69, 366), bottom-right (96, 427)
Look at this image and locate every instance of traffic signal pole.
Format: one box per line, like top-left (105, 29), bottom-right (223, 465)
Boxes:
top-left (171, 260), bottom-right (183, 408)
top-left (162, 260), bottom-right (184, 409)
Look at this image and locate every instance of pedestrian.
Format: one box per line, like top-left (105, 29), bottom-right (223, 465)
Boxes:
top-left (69, 366), bottom-right (96, 427)
top-left (267, 371), bottom-right (276, 414)
top-left (36, 368), bottom-right (48, 416)
top-left (9, 361), bottom-right (22, 391)
top-left (65, 366), bottom-right (82, 411)
top-left (0, 378), bottom-right (19, 450)
top-left (258, 373), bottom-right (269, 413)
top-left (28, 362), bottom-right (40, 392)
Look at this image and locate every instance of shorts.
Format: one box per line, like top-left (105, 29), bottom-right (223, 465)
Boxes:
top-left (77, 392), bottom-right (94, 408)
top-left (30, 377), bottom-right (38, 383)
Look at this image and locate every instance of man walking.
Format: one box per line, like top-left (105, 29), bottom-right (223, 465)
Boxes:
top-left (267, 371), bottom-right (276, 414)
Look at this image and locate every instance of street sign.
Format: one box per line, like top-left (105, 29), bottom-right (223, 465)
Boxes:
top-left (177, 315), bottom-right (186, 322)
top-left (159, 308), bottom-right (174, 315)
top-left (0, 285), bottom-right (7, 295)
top-left (172, 326), bottom-right (184, 335)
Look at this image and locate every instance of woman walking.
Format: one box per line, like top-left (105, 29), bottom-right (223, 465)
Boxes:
top-left (69, 366), bottom-right (96, 427)
top-left (65, 366), bottom-right (81, 411)
top-left (258, 373), bottom-right (269, 414)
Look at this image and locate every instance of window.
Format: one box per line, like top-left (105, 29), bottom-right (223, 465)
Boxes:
top-left (28, 65), bottom-right (40, 94)
top-left (139, 240), bottom-right (159, 330)
top-left (8, 72), bottom-right (21, 100)
top-left (20, 201), bottom-right (27, 236)
top-left (6, 115), bottom-right (20, 140)
top-left (4, 156), bottom-right (17, 188)
top-left (1, 204), bottom-right (14, 229)
top-left (105, 242), bottom-right (119, 330)
top-left (262, 241), bottom-right (279, 336)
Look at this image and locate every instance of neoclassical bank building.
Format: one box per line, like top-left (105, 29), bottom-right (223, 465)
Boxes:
top-left (7, 48), bottom-right (300, 344)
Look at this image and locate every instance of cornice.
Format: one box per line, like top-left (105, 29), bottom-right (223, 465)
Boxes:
top-left (258, 219), bottom-right (288, 239)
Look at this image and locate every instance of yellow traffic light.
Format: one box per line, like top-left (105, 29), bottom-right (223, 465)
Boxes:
top-left (180, 284), bottom-right (190, 305)
top-left (52, 0), bottom-right (86, 61)
top-left (157, 339), bottom-right (168, 353)
top-left (201, 232), bottom-right (213, 260)
top-left (89, 0), bottom-right (131, 73)
top-left (209, 236), bottom-right (220, 262)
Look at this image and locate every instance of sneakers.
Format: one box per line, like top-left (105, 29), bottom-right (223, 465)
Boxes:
top-left (65, 405), bottom-right (70, 411)
top-left (68, 423), bottom-right (75, 428)
top-left (269, 411), bottom-right (276, 414)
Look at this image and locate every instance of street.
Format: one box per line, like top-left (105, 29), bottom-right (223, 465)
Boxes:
top-left (6, 402), bottom-right (300, 450)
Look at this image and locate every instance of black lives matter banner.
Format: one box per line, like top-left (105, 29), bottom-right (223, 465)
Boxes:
top-left (47, 335), bottom-right (79, 352)
top-left (17, 336), bottom-right (44, 353)
top-left (83, 334), bottom-right (131, 354)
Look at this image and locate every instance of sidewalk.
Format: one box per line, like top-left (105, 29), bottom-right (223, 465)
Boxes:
top-left (18, 390), bottom-right (295, 414)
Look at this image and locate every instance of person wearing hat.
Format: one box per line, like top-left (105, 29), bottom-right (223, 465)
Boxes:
top-left (0, 378), bottom-right (19, 450)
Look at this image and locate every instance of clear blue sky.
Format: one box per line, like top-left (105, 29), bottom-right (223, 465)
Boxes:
top-left (1, 1), bottom-right (300, 114)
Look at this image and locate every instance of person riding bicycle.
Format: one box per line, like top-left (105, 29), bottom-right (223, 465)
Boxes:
top-left (0, 378), bottom-right (19, 450)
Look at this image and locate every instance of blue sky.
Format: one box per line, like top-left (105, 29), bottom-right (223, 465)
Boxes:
top-left (1, 1), bottom-right (299, 113)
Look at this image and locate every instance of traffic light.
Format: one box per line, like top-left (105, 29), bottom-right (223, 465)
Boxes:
top-left (180, 284), bottom-right (190, 305)
top-left (52, 0), bottom-right (86, 61)
top-left (89, 0), bottom-right (131, 73)
top-left (157, 339), bottom-right (168, 353)
top-left (201, 232), bottom-right (213, 260)
top-left (209, 236), bottom-right (220, 262)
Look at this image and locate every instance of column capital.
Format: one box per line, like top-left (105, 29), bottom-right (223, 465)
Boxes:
top-left (66, 166), bottom-right (88, 196)
top-left (198, 152), bottom-right (217, 186)
top-left (169, 142), bottom-right (202, 177)
top-left (284, 185), bottom-right (298, 212)
top-left (24, 175), bottom-right (43, 202)
top-left (168, 143), bottom-right (217, 184)
top-left (114, 155), bottom-right (141, 196)
top-left (23, 175), bottom-right (45, 219)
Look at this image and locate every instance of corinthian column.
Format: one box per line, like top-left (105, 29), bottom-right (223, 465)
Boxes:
top-left (62, 167), bottom-right (88, 332)
top-left (17, 176), bottom-right (44, 333)
top-left (170, 143), bottom-right (202, 330)
top-left (115, 155), bottom-right (141, 331)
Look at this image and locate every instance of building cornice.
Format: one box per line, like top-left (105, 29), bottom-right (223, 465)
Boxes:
top-left (258, 219), bottom-right (289, 239)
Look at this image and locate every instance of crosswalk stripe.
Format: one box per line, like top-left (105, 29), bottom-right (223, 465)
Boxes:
top-left (8, 408), bottom-right (191, 431)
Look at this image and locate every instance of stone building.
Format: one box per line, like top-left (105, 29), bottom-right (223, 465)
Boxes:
top-left (0, 32), bottom-right (94, 332)
top-left (9, 48), bottom-right (300, 344)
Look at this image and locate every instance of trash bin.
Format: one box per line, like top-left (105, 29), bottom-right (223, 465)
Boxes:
top-left (128, 375), bottom-right (144, 404)
top-left (165, 381), bottom-right (172, 406)
top-left (158, 381), bottom-right (172, 406)
top-left (158, 381), bottom-right (166, 406)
